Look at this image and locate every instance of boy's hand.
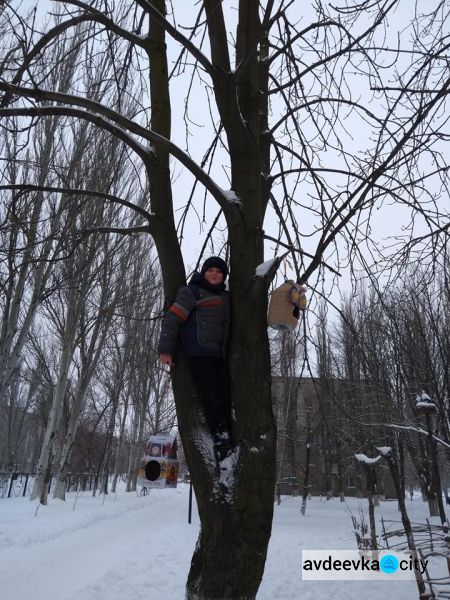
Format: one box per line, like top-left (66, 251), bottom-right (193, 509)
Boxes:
top-left (159, 353), bottom-right (173, 367)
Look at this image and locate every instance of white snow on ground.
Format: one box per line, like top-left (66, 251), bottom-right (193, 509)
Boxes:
top-left (0, 483), bottom-right (445, 600)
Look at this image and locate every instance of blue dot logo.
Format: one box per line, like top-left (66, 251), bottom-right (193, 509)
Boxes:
top-left (380, 554), bottom-right (399, 574)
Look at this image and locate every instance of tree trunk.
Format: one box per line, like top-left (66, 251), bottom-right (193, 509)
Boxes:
top-left (171, 257), bottom-right (276, 599)
top-left (365, 466), bottom-right (378, 550)
top-left (125, 406), bottom-right (140, 493)
top-left (111, 397), bottom-right (129, 494)
top-left (181, 228), bottom-right (275, 596)
top-left (301, 426), bottom-right (312, 515)
top-left (336, 440), bottom-right (345, 502)
top-left (54, 250), bottom-right (118, 500)
top-left (53, 376), bottom-right (93, 500)
top-left (98, 402), bottom-right (120, 496)
top-left (145, 2), bottom-right (277, 596)
top-left (126, 399), bottom-right (146, 494)
top-left (53, 370), bottom-right (93, 500)
top-left (383, 451), bottom-right (426, 597)
top-left (31, 302), bottom-right (80, 504)
top-left (53, 410), bottom-right (78, 501)
top-left (425, 413), bottom-right (447, 525)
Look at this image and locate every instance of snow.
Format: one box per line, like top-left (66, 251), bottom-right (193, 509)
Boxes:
top-left (219, 188), bottom-right (242, 206)
top-left (376, 446), bottom-right (392, 456)
top-left (354, 454), bottom-right (381, 465)
top-left (217, 447), bottom-right (239, 499)
top-left (0, 483), bottom-right (445, 599)
top-left (383, 423), bottom-right (450, 450)
top-left (415, 401), bottom-right (436, 410)
top-left (255, 258), bottom-right (278, 277)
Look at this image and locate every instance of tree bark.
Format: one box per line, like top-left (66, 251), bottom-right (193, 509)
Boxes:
top-left (301, 430), bottom-right (312, 516)
top-left (31, 303), bottom-right (80, 503)
top-left (383, 450), bottom-right (426, 597)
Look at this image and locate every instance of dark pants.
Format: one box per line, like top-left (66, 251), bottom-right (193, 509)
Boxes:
top-left (186, 357), bottom-right (231, 439)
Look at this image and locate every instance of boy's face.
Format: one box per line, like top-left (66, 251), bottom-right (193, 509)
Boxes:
top-left (204, 267), bottom-right (224, 285)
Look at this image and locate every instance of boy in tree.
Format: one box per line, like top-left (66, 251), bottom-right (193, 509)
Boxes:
top-left (159, 257), bottom-right (232, 459)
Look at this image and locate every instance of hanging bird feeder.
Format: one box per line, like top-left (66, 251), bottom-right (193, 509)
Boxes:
top-left (137, 434), bottom-right (179, 489)
top-left (267, 281), bottom-right (307, 331)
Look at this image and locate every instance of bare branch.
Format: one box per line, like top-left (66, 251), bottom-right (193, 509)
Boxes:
top-left (0, 85), bottom-right (236, 210)
top-left (133, 0), bottom-right (215, 75)
top-left (0, 183), bottom-right (155, 224)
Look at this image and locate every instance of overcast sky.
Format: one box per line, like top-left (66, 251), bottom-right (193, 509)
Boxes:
top-left (14, 1), bottom-right (449, 301)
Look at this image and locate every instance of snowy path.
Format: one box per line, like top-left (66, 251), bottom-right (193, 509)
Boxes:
top-left (0, 484), bottom-right (437, 599)
top-left (0, 487), bottom-right (198, 600)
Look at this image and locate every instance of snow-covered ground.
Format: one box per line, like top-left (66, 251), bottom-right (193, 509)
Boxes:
top-left (0, 483), bottom-right (445, 600)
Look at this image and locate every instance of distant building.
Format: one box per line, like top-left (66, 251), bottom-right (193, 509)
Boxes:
top-left (272, 376), bottom-right (398, 498)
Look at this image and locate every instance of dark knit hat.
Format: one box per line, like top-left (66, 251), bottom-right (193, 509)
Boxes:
top-left (200, 256), bottom-right (228, 280)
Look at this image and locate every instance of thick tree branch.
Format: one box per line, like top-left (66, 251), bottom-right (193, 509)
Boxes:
top-left (203, 0), bottom-right (231, 72)
top-left (0, 84), bottom-right (235, 210)
top-left (0, 104), bottom-right (150, 162)
top-left (52, 0), bottom-right (148, 47)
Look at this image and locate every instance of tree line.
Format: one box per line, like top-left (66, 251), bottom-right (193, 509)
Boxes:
top-left (313, 269), bottom-right (450, 517)
top-left (0, 24), bottom-right (174, 501)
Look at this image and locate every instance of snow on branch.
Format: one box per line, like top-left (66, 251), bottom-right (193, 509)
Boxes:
top-left (354, 453), bottom-right (381, 465)
top-left (219, 188), bottom-right (242, 207)
top-left (376, 446), bottom-right (392, 457)
top-left (255, 257), bottom-right (279, 278)
top-left (416, 401), bottom-right (437, 410)
top-left (378, 423), bottom-right (450, 451)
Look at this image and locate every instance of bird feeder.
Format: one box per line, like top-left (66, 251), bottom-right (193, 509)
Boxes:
top-left (267, 281), bottom-right (307, 330)
top-left (137, 434), bottom-right (179, 489)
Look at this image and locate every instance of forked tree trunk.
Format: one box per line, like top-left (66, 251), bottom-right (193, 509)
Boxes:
top-left (54, 248), bottom-right (118, 500)
top-left (172, 303), bottom-right (276, 599)
top-left (146, 2), bottom-right (277, 597)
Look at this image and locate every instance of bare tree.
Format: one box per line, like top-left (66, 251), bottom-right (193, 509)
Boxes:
top-left (1, 1), bottom-right (450, 597)
top-left (319, 273), bottom-right (449, 524)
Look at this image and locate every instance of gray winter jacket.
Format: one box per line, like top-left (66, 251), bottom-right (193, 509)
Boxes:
top-left (158, 273), bottom-right (230, 358)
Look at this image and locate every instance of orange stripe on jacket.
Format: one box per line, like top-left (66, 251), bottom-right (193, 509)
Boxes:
top-left (195, 300), bottom-right (223, 308)
top-left (169, 305), bottom-right (189, 321)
